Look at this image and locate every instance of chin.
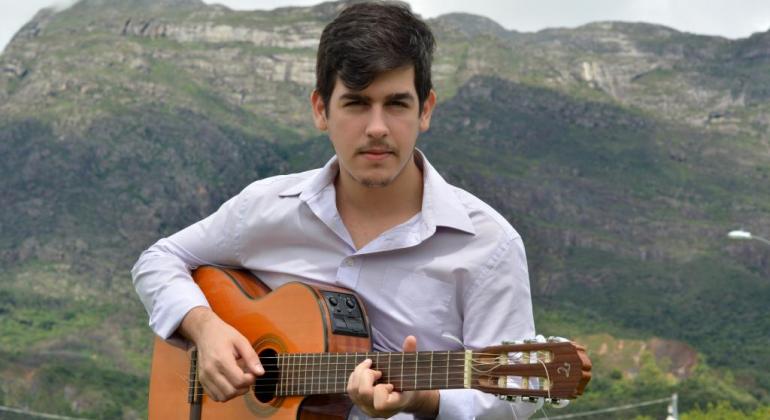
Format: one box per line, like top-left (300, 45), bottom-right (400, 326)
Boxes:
top-left (357, 176), bottom-right (394, 188)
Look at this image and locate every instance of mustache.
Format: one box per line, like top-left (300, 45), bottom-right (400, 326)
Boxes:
top-left (355, 140), bottom-right (397, 155)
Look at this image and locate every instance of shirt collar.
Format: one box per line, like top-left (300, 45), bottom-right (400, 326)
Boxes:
top-left (278, 149), bottom-right (476, 235)
top-left (278, 156), bottom-right (338, 201)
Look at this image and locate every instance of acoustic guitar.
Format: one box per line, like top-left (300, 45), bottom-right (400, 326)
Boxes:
top-left (148, 266), bottom-right (591, 419)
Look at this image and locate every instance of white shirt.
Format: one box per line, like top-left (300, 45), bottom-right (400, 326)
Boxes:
top-left (132, 151), bottom-right (536, 419)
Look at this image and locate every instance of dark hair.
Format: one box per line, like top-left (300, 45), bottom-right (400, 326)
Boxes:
top-left (315, 1), bottom-right (436, 114)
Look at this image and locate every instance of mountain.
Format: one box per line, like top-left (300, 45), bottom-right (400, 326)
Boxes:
top-left (1, 0), bottom-right (768, 417)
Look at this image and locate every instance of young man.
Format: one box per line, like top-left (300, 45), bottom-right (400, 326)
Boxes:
top-left (132, 2), bottom-right (536, 418)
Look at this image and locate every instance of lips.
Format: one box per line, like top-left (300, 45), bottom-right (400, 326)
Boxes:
top-left (357, 144), bottom-right (394, 158)
top-left (360, 149), bottom-right (392, 161)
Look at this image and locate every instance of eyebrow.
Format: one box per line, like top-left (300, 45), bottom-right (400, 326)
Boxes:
top-left (339, 92), bottom-right (416, 103)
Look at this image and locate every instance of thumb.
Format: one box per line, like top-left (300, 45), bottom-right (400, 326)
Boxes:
top-left (402, 335), bottom-right (417, 353)
top-left (234, 337), bottom-right (264, 376)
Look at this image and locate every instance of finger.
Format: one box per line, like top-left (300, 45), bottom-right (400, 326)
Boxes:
top-left (210, 372), bottom-right (239, 401)
top-left (201, 375), bottom-right (227, 402)
top-left (347, 359), bottom-right (372, 395)
top-left (233, 336), bottom-right (264, 376)
top-left (217, 355), bottom-right (254, 392)
top-left (201, 381), bottom-right (219, 402)
top-left (234, 360), bottom-right (257, 388)
top-left (372, 383), bottom-right (397, 411)
top-left (402, 335), bottom-right (417, 352)
top-left (356, 366), bottom-right (383, 398)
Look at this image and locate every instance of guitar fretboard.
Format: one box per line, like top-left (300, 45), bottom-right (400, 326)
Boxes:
top-left (272, 351), bottom-right (469, 396)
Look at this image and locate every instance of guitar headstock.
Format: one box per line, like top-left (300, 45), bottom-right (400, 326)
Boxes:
top-left (471, 336), bottom-right (592, 405)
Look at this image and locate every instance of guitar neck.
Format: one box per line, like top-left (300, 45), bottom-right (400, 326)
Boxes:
top-left (272, 350), bottom-right (470, 396)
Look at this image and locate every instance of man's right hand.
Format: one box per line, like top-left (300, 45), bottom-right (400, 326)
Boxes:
top-left (179, 306), bottom-right (264, 402)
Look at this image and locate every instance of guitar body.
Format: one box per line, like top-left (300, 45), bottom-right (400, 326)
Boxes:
top-left (148, 266), bottom-right (372, 419)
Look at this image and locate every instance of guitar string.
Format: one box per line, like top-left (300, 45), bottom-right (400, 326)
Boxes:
top-left (227, 356), bottom-right (551, 371)
top-left (188, 375), bottom-right (470, 397)
top-left (186, 347), bottom-right (555, 395)
top-left (191, 375), bottom-right (520, 395)
top-left (186, 369), bottom-right (552, 397)
top-left (185, 358), bottom-right (539, 383)
top-left (251, 351), bottom-right (550, 360)
top-left (186, 357), bottom-right (553, 382)
top-left (187, 353), bottom-right (557, 394)
top-left (187, 370), bottom-right (553, 393)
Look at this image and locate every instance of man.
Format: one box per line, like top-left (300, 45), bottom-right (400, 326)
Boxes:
top-left (132, 1), bottom-right (536, 418)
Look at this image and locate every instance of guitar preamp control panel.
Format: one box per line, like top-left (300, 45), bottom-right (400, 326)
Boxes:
top-left (322, 291), bottom-right (369, 337)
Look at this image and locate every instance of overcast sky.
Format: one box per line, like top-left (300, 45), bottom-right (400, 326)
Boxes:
top-left (2, 0), bottom-right (770, 53)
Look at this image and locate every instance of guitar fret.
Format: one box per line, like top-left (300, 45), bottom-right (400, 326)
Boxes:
top-left (275, 354), bottom-right (280, 397)
top-left (284, 354), bottom-right (288, 396)
top-left (320, 353), bottom-right (325, 394)
top-left (335, 353), bottom-right (340, 393)
top-left (429, 351), bottom-right (433, 389)
top-left (303, 353), bottom-right (307, 395)
top-left (446, 350), bottom-right (450, 389)
top-left (324, 353), bottom-right (329, 394)
top-left (289, 355), bottom-right (297, 394)
top-left (414, 352), bottom-right (419, 390)
top-left (344, 353), bottom-right (350, 392)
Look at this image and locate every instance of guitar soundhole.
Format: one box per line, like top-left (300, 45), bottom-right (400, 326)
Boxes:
top-left (255, 348), bottom-right (279, 403)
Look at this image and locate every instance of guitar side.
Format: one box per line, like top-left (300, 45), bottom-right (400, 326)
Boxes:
top-left (148, 267), bottom-right (372, 419)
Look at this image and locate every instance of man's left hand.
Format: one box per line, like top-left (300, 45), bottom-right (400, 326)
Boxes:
top-left (347, 335), bottom-right (440, 418)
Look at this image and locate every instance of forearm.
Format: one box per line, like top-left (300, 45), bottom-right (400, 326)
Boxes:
top-left (408, 389), bottom-right (439, 417)
top-left (178, 305), bottom-right (217, 343)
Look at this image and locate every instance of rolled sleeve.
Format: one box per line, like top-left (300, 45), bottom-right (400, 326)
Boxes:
top-left (438, 389), bottom-right (539, 419)
top-left (131, 193), bottom-right (244, 341)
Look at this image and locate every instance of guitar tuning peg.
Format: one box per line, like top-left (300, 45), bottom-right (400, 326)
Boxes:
top-left (523, 335), bottom-right (547, 344)
top-left (546, 398), bottom-right (570, 408)
top-left (547, 336), bottom-right (569, 343)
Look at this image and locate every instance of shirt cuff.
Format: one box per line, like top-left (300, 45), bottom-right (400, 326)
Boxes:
top-left (149, 279), bottom-right (210, 346)
top-left (437, 389), bottom-right (474, 420)
top-left (437, 389), bottom-right (538, 419)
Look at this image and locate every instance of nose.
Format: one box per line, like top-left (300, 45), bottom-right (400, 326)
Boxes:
top-left (365, 105), bottom-right (389, 139)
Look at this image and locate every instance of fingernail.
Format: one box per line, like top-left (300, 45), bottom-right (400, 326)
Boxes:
top-left (256, 364), bottom-right (265, 375)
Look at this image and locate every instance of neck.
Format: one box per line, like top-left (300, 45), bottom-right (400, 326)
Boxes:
top-left (274, 350), bottom-right (469, 396)
top-left (335, 153), bottom-right (423, 219)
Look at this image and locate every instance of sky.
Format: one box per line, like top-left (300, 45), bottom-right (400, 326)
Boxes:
top-left (1, 0), bottom-right (770, 53)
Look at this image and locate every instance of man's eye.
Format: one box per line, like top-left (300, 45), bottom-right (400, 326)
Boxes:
top-left (388, 101), bottom-right (408, 108)
top-left (344, 101), bottom-right (364, 107)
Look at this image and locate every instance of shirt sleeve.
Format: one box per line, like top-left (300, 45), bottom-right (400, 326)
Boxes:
top-left (436, 235), bottom-right (538, 419)
top-left (130, 192), bottom-right (245, 342)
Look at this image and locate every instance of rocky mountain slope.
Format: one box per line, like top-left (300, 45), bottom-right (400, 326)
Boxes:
top-left (1, 0), bottom-right (768, 417)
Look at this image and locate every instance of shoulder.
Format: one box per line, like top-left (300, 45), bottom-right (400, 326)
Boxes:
top-left (430, 182), bottom-right (525, 281)
top-left (239, 168), bottom-right (321, 199)
top-left (450, 184), bottom-right (521, 244)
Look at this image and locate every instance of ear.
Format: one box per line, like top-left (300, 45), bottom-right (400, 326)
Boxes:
top-left (419, 89), bottom-right (437, 132)
top-left (310, 89), bottom-right (328, 131)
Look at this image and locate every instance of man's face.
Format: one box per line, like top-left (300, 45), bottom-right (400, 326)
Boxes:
top-left (311, 66), bottom-right (436, 188)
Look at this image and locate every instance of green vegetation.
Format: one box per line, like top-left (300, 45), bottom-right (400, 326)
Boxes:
top-left (682, 401), bottom-right (770, 420)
